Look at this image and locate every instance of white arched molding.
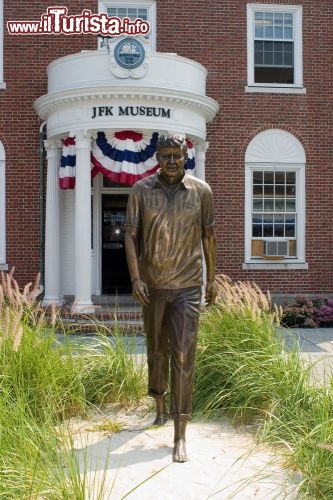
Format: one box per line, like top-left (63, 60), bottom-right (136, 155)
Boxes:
top-left (0, 140), bottom-right (7, 269)
top-left (243, 129), bottom-right (308, 270)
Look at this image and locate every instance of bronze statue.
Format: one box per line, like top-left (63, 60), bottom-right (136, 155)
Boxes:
top-left (125, 132), bottom-right (216, 462)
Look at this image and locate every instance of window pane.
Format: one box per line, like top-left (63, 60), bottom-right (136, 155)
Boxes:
top-left (284, 13), bottom-right (293, 25)
top-left (107, 8), bottom-right (117, 16)
top-left (264, 199), bottom-right (274, 211)
top-left (263, 224), bottom-right (273, 237)
top-left (255, 24), bottom-right (264, 38)
top-left (274, 224), bottom-right (284, 237)
top-left (253, 199), bottom-right (263, 211)
top-left (275, 171), bottom-right (285, 184)
top-left (118, 8), bottom-right (127, 17)
top-left (284, 51), bottom-right (293, 66)
top-left (255, 52), bottom-right (263, 65)
top-left (286, 172), bottom-right (296, 184)
top-left (284, 27), bottom-right (293, 39)
top-left (286, 200), bottom-right (296, 212)
top-left (274, 47), bottom-right (283, 65)
top-left (274, 26), bottom-right (283, 39)
top-left (285, 221), bottom-right (295, 237)
top-left (274, 13), bottom-right (283, 25)
top-left (275, 185), bottom-right (285, 197)
top-left (286, 185), bottom-right (295, 196)
top-left (264, 26), bottom-right (273, 39)
top-left (264, 12), bottom-right (273, 22)
top-left (264, 52), bottom-right (273, 66)
top-left (264, 185), bottom-right (274, 197)
top-left (253, 185), bottom-right (263, 197)
top-left (275, 200), bottom-right (285, 211)
top-left (252, 224), bottom-right (262, 237)
top-left (253, 171), bottom-right (263, 184)
top-left (138, 9), bottom-right (148, 20)
top-left (264, 171), bottom-right (274, 184)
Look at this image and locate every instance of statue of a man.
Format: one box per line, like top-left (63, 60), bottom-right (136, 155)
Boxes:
top-left (125, 132), bottom-right (217, 462)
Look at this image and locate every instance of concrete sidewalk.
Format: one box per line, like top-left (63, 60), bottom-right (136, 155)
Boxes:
top-left (56, 327), bottom-right (333, 386)
top-left (60, 328), bottom-right (333, 498)
top-left (283, 327), bottom-right (333, 386)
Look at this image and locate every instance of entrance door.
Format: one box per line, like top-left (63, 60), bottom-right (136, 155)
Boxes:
top-left (102, 194), bottom-right (131, 294)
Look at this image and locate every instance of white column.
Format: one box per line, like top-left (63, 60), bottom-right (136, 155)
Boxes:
top-left (195, 142), bottom-right (210, 303)
top-left (72, 131), bottom-right (94, 314)
top-left (194, 141), bottom-right (209, 181)
top-left (43, 140), bottom-right (64, 306)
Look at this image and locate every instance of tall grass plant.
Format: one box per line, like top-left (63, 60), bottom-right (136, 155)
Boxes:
top-left (0, 270), bottom-right (147, 498)
top-left (194, 274), bottom-right (333, 498)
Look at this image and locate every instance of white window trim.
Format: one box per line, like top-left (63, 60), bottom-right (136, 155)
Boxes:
top-left (246, 3), bottom-right (304, 94)
top-left (98, 0), bottom-right (156, 51)
top-left (0, 141), bottom-right (7, 269)
top-left (243, 163), bottom-right (306, 270)
top-left (0, 0), bottom-right (5, 89)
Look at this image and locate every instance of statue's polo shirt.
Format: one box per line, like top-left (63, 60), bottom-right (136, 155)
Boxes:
top-left (126, 170), bottom-right (214, 289)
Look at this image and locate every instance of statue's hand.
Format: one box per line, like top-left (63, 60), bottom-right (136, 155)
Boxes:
top-left (132, 279), bottom-right (150, 306)
top-left (205, 281), bottom-right (217, 306)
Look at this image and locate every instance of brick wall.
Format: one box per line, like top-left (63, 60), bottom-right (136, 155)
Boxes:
top-left (157, 0), bottom-right (333, 294)
top-left (2, 1), bottom-right (333, 294)
top-left (2, 2), bottom-right (96, 285)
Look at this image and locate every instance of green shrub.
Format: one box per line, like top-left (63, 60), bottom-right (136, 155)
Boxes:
top-left (281, 296), bottom-right (333, 328)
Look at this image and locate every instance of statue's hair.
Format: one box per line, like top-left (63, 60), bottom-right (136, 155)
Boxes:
top-left (157, 132), bottom-right (187, 151)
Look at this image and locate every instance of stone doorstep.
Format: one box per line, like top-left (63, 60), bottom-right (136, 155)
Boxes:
top-left (41, 301), bottom-right (144, 335)
top-left (52, 322), bottom-right (144, 335)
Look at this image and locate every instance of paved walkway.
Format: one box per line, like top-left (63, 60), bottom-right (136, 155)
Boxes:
top-left (284, 327), bottom-right (333, 385)
top-left (59, 328), bottom-right (333, 498)
top-left (57, 327), bottom-right (333, 386)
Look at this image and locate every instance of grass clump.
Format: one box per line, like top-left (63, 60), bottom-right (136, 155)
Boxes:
top-left (77, 330), bottom-right (146, 407)
top-left (0, 270), bottom-right (147, 498)
top-left (194, 274), bottom-right (333, 499)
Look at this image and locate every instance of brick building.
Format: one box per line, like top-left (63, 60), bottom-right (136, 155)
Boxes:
top-left (0, 1), bottom-right (332, 310)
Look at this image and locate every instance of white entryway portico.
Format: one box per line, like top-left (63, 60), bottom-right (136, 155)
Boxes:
top-left (34, 39), bottom-right (219, 312)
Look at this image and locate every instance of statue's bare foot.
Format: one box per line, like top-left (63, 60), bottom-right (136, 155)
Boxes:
top-left (153, 397), bottom-right (169, 425)
top-left (153, 413), bottom-right (169, 426)
top-left (172, 439), bottom-right (188, 462)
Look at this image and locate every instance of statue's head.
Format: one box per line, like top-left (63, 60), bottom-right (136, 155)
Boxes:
top-left (156, 132), bottom-right (188, 184)
top-left (157, 132), bottom-right (188, 156)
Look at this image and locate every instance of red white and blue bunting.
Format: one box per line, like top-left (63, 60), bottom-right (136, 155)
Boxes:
top-left (59, 130), bottom-right (195, 189)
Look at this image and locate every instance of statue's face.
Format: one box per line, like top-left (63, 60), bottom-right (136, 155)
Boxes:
top-left (157, 145), bottom-right (187, 184)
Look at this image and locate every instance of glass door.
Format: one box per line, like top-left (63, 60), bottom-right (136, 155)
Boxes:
top-left (101, 194), bottom-right (131, 294)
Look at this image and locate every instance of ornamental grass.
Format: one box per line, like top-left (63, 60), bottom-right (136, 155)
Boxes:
top-left (194, 274), bottom-right (333, 498)
top-left (0, 270), bottom-right (146, 498)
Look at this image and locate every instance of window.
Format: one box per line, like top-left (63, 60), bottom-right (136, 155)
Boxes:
top-left (98, 1), bottom-right (156, 50)
top-left (244, 130), bottom-right (307, 269)
top-left (246, 4), bottom-right (303, 92)
top-left (0, 0), bottom-right (5, 89)
top-left (0, 141), bottom-right (7, 268)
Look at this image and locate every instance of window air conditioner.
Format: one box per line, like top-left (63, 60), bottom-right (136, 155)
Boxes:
top-left (264, 240), bottom-right (289, 257)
